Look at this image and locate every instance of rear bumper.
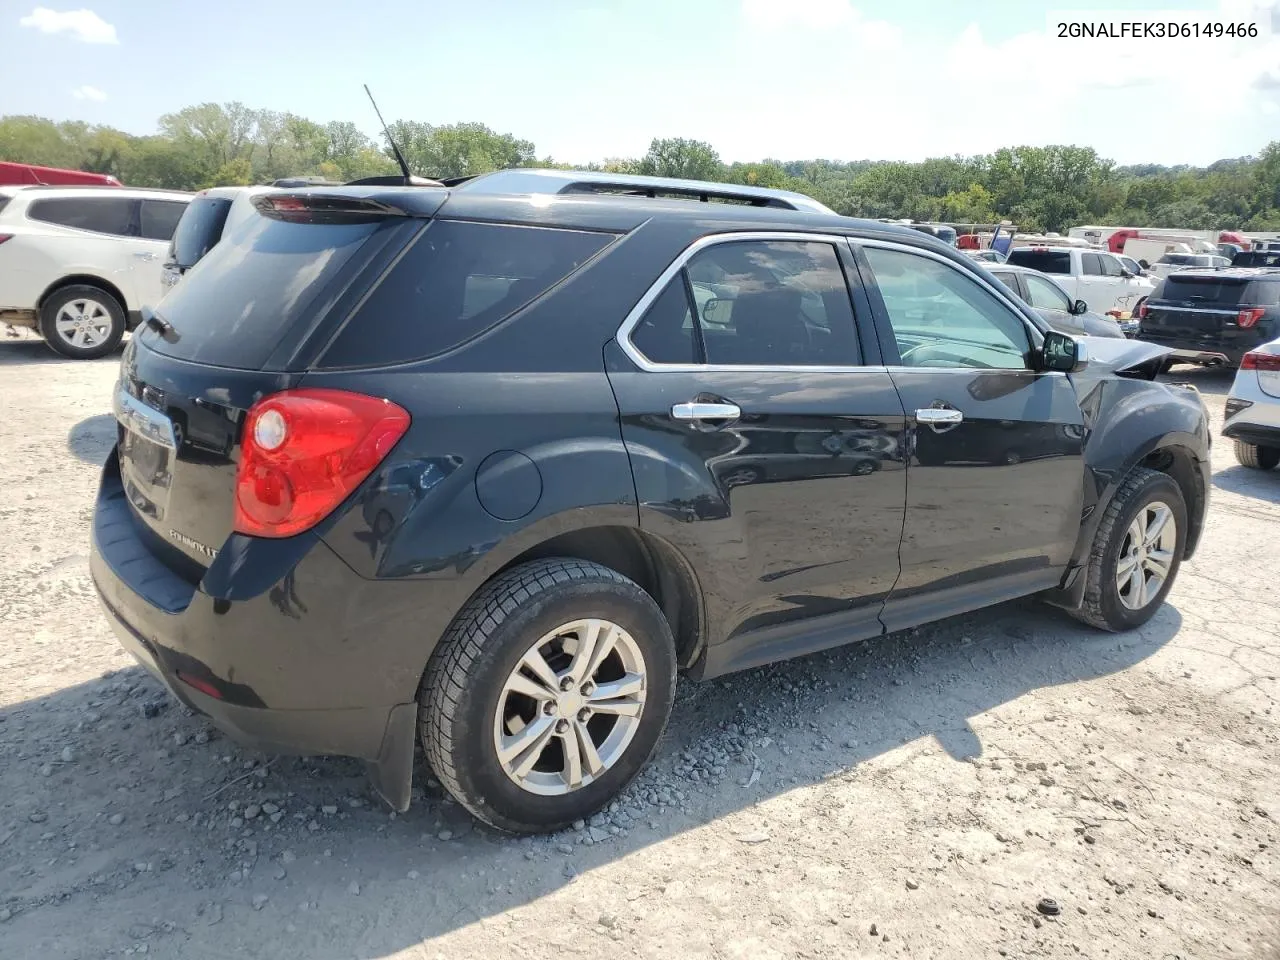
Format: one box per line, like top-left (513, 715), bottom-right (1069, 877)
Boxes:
top-left (1223, 420), bottom-right (1280, 448)
top-left (89, 452), bottom-right (427, 805)
top-left (1167, 348), bottom-right (1240, 366)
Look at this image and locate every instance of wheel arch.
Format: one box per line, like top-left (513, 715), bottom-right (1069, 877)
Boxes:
top-left (39, 275), bottom-right (129, 316)
top-left (498, 525), bottom-right (707, 670)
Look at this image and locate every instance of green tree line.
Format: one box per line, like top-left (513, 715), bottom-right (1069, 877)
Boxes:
top-left (2, 103), bottom-right (1278, 233)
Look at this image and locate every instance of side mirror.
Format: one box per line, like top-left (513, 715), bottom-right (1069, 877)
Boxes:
top-left (702, 297), bottom-right (729, 324)
top-left (1139, 259), bottom-right (1151, 269)
top-left (1071, 299), bottom-right (1088, 316)
top-left (1041, 331), bottom-right (1088, 373)
top-left (1120, 269), bottom-right (1134, 279)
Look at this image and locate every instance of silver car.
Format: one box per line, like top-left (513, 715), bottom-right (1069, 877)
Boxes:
top-left (985, 263), bottom-right (1130, 338)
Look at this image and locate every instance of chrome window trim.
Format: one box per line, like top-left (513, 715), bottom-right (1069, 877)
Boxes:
top-left (614, 231), bottom-right (871, 374)
top-left (1147, 305), bottom-right (1240, 316)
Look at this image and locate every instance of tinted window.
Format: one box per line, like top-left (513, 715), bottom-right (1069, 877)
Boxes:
top-left (632, 278), bottom-right (697, 364)
top-left (1158, 275), bottom-right (1256, 306)
top-left (144, 211), bottom-right (397, 369)
top-left (139, 199), bottom-right (187, 241)
top-left (1006, 249), bottom-right (1070, 274)
top-left (319, 221), bottom-right (613, 368)
top-left (989, 271), bottom-right (1019, 294)
top-left (0, 196), bottom-right (9, 216)
top-left (685, 240), bottom-right (859, 367)
top-left (169, 196), bottom-right (233, 268)
top-left (864, 247), bottom-right (1030, 370)
top-left (1081, 253), bottom-right (1104, 276)
top-left (28, 196), bottom-right (135, 236)
top-left (1099, 254), bottom-right (1123, 277)
top-left (1024, 273), bottom-right (1071, 311)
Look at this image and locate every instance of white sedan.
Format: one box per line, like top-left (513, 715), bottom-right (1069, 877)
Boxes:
top-left (1224, 337), bottom-right (1280, 469)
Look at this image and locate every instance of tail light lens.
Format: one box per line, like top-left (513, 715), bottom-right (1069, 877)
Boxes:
top-left (1136, 301), bottom-right (1149, 319)
top-left (234, 389), bottom-right (410, 538)
top-left (1237, 307), bottom-right (1266, 328)
top-left (0, 233), bottom-right (12, 245)
top-left (1241, 351), bottom-right (1280, 371)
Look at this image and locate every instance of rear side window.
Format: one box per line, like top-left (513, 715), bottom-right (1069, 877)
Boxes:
top-left (168, 196), bottom-right (233, 268)
top-left (145, 211), bottom-right (399, 369)
top-left (1081, 253), bottom-right (1104, 276)
top-left (28, 196), bottom-right (135, 236)
top-left (1006, 249), bottom-right (1070, 274)
top-left (140, 199), bottom-right (187, 241)
top-left (629, 239), bottom-right (860, 367)
top-left (989, 271), bottom-right (1019, 294)
top-left (318, 221), bottom-right (613, 368)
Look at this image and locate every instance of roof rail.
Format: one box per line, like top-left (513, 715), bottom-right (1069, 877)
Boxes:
top-left (453, 169), bottom-right (836, 215)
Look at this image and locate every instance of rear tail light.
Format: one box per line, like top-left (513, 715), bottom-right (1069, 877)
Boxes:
top-left (1240, 351), bottom-right (1280, 371)
top-left (1237, 307), bottom-right (1266, 328)
top-left (1136, 301), bottom-right (1149, 319)
top-left (0, 233), bottom-right (12, 245)
top-left (234, 389), bottom-right (410, 538)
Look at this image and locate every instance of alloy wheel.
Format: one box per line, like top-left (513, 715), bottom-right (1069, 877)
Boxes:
top-left (54, 299), bottom-right (113, 349)
top-left (493, 618), bottom-right (647, 796)
top-left (1115, 500), bottom-right (1177, 611)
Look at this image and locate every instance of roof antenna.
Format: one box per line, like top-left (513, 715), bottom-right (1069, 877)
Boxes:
top-left (364, 84), bottom-right (414, 185)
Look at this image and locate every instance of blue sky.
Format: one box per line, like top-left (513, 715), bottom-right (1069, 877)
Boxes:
top-left (3, 0), bottom-right (1279, 166)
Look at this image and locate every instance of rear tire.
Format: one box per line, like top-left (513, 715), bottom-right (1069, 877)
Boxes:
top-left (419, 558), bottom-right (677, 833)
top-left (1233, 440), bottom-right (1280, 470)
top-left (1071, 467), bottom-right (1186, 632)
top-left (38, 285), bottom-right (126, 360)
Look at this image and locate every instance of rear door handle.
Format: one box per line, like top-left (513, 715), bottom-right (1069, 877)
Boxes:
top-left (672, 401), bottom-right (741, 423)
top-left (916, 408), bottom-right (963, 425)
top-left (133, 252), bottom-right (157, 261)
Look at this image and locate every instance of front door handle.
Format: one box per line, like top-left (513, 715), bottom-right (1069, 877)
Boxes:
top-left (916, 407), bottom-right (963, 425)
top-left (672, 401), bottom-right (741, 423)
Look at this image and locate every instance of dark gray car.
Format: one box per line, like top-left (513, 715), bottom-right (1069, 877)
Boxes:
top-left (987, 264), bottom-right (1129, 338)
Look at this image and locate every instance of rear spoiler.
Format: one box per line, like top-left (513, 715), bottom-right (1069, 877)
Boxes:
top-left (252, 193), bottom-right (416, 223)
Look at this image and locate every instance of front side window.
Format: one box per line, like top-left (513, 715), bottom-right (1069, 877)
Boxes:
top-left (629, 239), bottom-right (860, 367)
top-left (28, 196), bottom-right (135, 236)
top-left (1024, 273), bottom-right (1071, 312)
top-left (1099, 254), bottom-right (1124, 277)
top-left (862, 246), bottom-right (1031, 370)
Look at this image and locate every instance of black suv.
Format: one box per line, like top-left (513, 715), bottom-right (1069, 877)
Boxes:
top-left (91, 170), bottom-right (1211, 833)
top-left (1139, 267), bottom-right (1280, 366)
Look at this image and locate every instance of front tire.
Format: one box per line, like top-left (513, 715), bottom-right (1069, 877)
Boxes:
top-left (38, 285), bottom-right (126, 360)
top-left (419, 558), bottom-right (677, 833)
top-left (1233, 440), bottom-right (1280, 470)
top-left (1071, 467), bottom-right (1186, 632)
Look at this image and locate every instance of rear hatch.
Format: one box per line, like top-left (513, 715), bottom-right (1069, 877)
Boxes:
top-left (1140, 270), bottom-right (1280, 357)
top-left (115, 192), bottom-right (435, 577)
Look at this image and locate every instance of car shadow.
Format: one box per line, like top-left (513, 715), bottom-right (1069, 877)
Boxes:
top-left (0, 336), bottom-right (124, 366)
top-left (1212, 463), bottom-right (1280, 501)
top-left (0, 598), bottom-right (1183, 959)
top-left (67, 414), bottom-right (117, 466)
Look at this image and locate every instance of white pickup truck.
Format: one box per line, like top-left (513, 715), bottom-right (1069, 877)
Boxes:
top-left (1005, 246), bottom-right (1156, 315)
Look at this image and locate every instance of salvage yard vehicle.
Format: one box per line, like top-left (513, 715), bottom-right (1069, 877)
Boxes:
top-left (985, 263), bottom-right (1129, 338)
top-left (91, 170), bottom-right (1211, 834)
top-left (1005, 246), bottom-right (1156, 315)
top-left (1138, 268), bottom-right (1280, 367)
top-left (1224, 336), bottom-right (1280, 469)
top-left (0, 185), bottom-right (190, 358)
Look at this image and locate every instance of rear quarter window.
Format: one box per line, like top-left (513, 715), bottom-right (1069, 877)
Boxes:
top-left (1006, 250), bottom-right (1071, 275)
top-left (317, 220), bottom-right (614, 368)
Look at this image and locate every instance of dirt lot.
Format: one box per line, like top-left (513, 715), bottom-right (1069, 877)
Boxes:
top-left (1, 333), bottom-right (1277, 960)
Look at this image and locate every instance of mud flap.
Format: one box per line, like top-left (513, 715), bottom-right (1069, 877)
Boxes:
top-left (366, 702), bottom-right (417, 812)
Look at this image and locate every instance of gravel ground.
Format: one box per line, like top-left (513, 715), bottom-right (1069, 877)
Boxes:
top-left (0, 333), bottom-right (1277, 960)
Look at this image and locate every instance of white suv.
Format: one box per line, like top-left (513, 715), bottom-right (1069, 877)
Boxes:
top-left (0, 185), bottom-right (190, 359)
